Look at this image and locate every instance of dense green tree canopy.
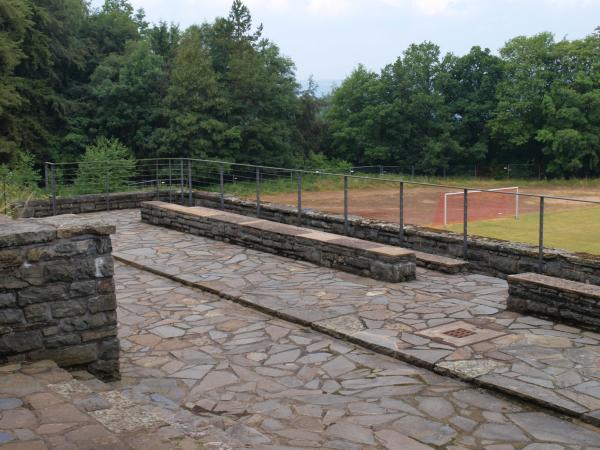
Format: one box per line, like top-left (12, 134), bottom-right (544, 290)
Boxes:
top-left (2, 0), bottom-right (600, 178)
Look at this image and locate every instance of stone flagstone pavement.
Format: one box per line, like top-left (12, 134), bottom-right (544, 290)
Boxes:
top-left (4, 207), bottom-right (593, 449)
top-left (114, 262), bottom-right (600, 449)
top-left (100, 209), bottom-right (600, 426)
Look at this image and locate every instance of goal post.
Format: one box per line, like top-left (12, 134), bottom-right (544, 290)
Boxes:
top-left (442, 187), bottom-right (520, 227)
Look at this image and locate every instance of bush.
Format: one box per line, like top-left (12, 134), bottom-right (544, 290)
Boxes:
top-left (73, 137), bottom-right (136, 194)
top-left (0, 153), bottom-right (42, 215)
top-left (297, 153), bottom-right (352, 172)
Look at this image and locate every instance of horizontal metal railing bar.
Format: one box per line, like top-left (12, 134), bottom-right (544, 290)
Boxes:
top-left (46, 158), bottom-right (600, 206)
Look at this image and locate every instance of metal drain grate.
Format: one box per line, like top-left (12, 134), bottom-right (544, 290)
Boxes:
top-left (443, 328), bottom-right (476, 339)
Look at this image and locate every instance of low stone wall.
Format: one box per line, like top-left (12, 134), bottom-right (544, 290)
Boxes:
top-left (12, 190), bottom-right (600, 284)
top-left (189, 192), bottom-right (600, 285)
top-left (507, 273), bottom-right (600, 330)
top-left (141, 202), bottom-right (416, 282)
top-left (12, 191), bottom-right (164, 218)
top-left (0, 214), bottom-right (119, 380)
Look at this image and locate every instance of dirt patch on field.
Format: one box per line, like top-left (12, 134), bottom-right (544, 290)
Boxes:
top-left (261, 185), bottom-right (600, 228)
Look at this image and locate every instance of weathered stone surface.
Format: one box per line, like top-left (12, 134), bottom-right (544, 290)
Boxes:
top-left (0, 292), bottom-right (17, 307)
top-left (0, 308), bottom-right (24, 324)
top-left (0, 217), bottom-right (119, 380)
top-left (1, 330), bottom-right (43, 352)
top-left (31, 344), bottom-right (98, 367)
top-left (508, 272), bottom-right (600, 330)
top-left (50, 300), bottom-right (86, 318)
top-left (0, 222), bottom-right (55, 248)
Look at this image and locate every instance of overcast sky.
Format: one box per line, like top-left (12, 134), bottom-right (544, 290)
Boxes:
top-left (91, 0), bottom-right (600, 80)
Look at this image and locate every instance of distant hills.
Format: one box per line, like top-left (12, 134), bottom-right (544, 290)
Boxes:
top-left (300, 79), bottom-right (342, 97)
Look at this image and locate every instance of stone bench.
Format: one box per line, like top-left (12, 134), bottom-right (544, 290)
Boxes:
top-left (507, 272), bottom-right (600, 330)
top-left (413, 250), bottom-right (468, 274)
top-left (141, 201), bottom-right (416, 283)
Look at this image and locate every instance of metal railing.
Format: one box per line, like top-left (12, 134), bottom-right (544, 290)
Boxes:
top-left (44, 158), bottom-right (600, 270)
top-left (348, 163), bottom-right (544, 179)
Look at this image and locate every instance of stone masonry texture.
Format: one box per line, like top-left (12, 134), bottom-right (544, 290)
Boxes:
top-left (0, 214), bottom-right (119, 380)
top-left (508, 272), bottom-right (600, 330)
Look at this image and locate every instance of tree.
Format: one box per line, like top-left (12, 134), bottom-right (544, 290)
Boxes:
top-left (0, 0), bottom-right (32, 163)
top-left (442, 46), bottom-right (505, 166)
top-left (86, 40), bottom-right (166, 157)
top-left (490, 33), bottom-right (556, 166)
top-left (295, 77), bottom-right (329, 164)
top-left (325, 65), bottom-right (387, 164)
top-left (159, 26), bottom-right (228, 159)
top-left (535, 36), bottom-right (600, 176)
top-left (491, 32), bottom-right (600, 176)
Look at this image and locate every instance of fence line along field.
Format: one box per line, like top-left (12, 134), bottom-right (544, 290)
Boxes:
top-left (253, 177), bottom-right (600, 255)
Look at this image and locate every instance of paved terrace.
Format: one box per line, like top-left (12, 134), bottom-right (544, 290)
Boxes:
top-left (106, 209), bottom-right (600, 423)
top-left (17, 207), bottom-right (596, 449)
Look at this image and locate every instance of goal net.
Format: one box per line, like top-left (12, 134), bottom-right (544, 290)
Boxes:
top-left (433, 187), bottom-right (520, 227)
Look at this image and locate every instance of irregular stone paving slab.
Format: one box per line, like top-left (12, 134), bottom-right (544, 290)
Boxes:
top-left (95, 209), bottom-right (600, 426)
top-left (112, 260), bottom-right (600, 448)
top-left (0, 360), bottom-right (237, 449)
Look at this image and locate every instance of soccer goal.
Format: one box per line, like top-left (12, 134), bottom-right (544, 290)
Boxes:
top-left (440, 187), bottom-right (520, 227)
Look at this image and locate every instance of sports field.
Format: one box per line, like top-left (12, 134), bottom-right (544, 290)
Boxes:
top-left (252, 178), bottom-right (600, 255)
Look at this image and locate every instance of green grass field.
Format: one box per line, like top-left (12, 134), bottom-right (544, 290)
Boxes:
top-left (448, 207), bottom-right (600, 255)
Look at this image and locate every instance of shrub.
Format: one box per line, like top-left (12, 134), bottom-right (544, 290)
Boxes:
top-left (73, 137), bottom-right (136, 194)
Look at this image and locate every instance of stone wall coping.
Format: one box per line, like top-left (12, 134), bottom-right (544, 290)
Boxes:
top-left (508, 272), bottom-right (600, 298)
top-left (146, 201), bottom-right (414, 258)
top-left (0, 214), bottom-right (115, 248)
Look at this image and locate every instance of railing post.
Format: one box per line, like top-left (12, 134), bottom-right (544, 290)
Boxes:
top-left (344, 175), bottom-right (349, 235)
top-left (44, 163), bottom-right (49, 193)
top-left (399, 181), bottom-right (404, 244)
top-left (219, 164), bottom-right (224, 210)
top-left (463, 188), bottom-right (468, 258)
top-left (3, 179), bottom-right (7, 216)
top-left (297, 173), bottom-right (302, 226)
top-left (539, 196), bottom-right (545, 273)
top-left (180, 159), bottom-right (184, 204)
top-left (51, 164), bottom-right (57, 216)
top-left (155, 160), bottom-right (159, 199)
top-left (188, 159), bottom-right (192, 206)
top-left (105, 172), bottom-right (110, 211)
top-left (168, 159), bottom-right (172, 203)
top-left (256, 167), bottom-right (261, 217)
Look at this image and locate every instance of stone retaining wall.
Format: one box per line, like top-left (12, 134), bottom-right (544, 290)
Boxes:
top-left (0, 215), bottom-right (119, 380)
top-left (141, 202), bottom-right (416, 283)
top-left (187, 192), bottom-right (600, 285)
top-left (12, 190), bottom-right (600, 284)
top-left (507, 273), bottom-right (600, 330)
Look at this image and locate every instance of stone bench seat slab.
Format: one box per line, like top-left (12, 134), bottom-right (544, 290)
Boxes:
top-left (507, 272), bottom-right (600, 330)
top-left (141, 201), bottom-right (416, 283)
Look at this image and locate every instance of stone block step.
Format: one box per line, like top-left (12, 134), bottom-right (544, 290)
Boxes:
top-left (413, 250), bottom-right (469, 273)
